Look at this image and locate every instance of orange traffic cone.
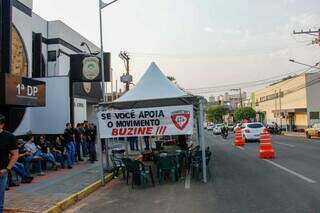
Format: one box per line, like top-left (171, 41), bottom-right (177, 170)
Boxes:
top-left (234, 128), bottom-right (245, 146)
top-left (259, 129), bottom-right (275, 159)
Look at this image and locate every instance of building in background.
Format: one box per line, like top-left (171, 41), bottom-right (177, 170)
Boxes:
top-left (210, 91), bottom-right (247, 109)
top-left (0, 0), bottom-right (108, 135)
top-left (254, 72), bottom-right (320, 131)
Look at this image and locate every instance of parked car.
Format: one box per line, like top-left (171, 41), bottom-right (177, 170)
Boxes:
top-left (213, 124), bottom-right (223, 135)
top-left (305, 123), bottom-right (320, 139)
top-left (241, 122), bottom-right (266, 142)
top-left (207, 124), bottom-right (214, 131)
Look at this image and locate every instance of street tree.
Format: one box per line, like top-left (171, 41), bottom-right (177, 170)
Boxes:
top-left (234, 107), bottom-right (256, 122)
top-left (206, 105), bottom-right (229, 123)
top-left (167, 75), bottom-right (176, 83)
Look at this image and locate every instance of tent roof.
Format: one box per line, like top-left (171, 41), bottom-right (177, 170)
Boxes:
top-left (109, 62), bottom-right (196, 109)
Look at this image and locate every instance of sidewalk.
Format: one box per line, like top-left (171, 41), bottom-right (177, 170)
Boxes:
top-left (4, 149), bottom-right (141, 213)
top-left (282, 131), bottom-right (306, 138)
top-left (4, 161), bottom-right (102, 213)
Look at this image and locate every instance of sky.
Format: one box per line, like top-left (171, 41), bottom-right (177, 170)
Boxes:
top-left (33, 0), bottom-right (320, 97)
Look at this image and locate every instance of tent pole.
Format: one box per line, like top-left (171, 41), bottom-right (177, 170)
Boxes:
top-left (125, 137), bottom-right (129, 157)
top-left (105, 138), bottom-right (110, 170)
top-left (96, 114), bottom-right (105, 185)
top-left (198, 98), bottom-right (207, 183)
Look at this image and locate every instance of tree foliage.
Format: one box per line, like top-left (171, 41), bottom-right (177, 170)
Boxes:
top-left (167, 76), bottom-right (176, 82)
top-left (233, 107), bottom-right (256, 122)
top-left (206, 105), bottom-right (229, 123)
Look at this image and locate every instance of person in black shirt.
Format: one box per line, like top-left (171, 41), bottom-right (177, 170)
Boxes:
top-left (52, 136), bottom-right (72, 169)
top-left (0, 114), bottom-right (18, 213)
top-left (64, 123), bottom-right (76, 165)
top-left (74, 124), bottom-right (84, 162)
top-left (86, 123), bottom-right (97, 163)
top-left (38, 135), bottom-right (58, 171)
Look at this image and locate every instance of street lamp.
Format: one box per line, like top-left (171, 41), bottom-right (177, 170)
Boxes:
top-left (99, 0), bottom-right (120, 103)
top-left (289, 59), bottom-right (320, 70)
top-left (80, 42), bottom-right (93, 55)
top-left (98, 0), bottom-right (120, 185)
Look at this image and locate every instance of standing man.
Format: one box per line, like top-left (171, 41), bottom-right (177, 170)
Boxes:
top-left (85, 123), bottom-right (97, 163)
top-left (64, 123), bottom-right (76, 165)
top-left (74, 124), bottom-right (84, 162)
top-left (143, 136), bottom-right (150, 150)
top-left (0, 114), bottom-right (19, 213)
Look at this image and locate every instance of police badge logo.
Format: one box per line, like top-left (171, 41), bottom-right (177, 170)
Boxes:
top-left (171, 110), bottom-right (191, 130)
top-left (82, 82), bottom-right (92, 94)
top-left (82, 57), bottom-right (100, 80)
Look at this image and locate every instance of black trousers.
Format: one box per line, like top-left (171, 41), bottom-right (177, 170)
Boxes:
top-left (75, 141), bottom-right (82, 161)
top-left (89, 142), bottom-right (97, 162)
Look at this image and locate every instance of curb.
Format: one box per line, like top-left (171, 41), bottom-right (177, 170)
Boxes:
top-left (44, 174), bottom-right (113, 213)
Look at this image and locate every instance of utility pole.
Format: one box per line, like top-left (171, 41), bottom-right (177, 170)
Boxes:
top-left (279, 89), bottom-right (282, 129)
top-left (119, 51), bottom-right (130, 91)
top-left (274, 90), bottom-right (278, 125)
top-left (293, 29), bottom-right (320, 46)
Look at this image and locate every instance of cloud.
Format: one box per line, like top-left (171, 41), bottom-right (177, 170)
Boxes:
top-left (204, 27), bottom-right (214, 33)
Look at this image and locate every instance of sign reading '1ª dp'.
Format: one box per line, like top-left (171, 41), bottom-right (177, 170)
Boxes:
top-left (97, 105), bottom-right (194, 138)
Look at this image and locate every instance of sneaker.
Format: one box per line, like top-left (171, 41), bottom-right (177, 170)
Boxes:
top-left (38, 172), bottom-right (45, 176)
top-left (53, 164), bottom-right (59, 171)
top-left (21, 179), bottom-right (32, 184)
top-left (79, 159), bottom-right (84, 161)
top-left (9, 182), bottom-right (19, 187)
top-left (68, 166), bottom-right (73, 169)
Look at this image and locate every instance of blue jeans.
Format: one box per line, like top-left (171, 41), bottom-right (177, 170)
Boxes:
top-left (13, 162), bottom-right (30, 179)
top-left (66, 142), bottom-right (76, 165)
top-left (25, 156), bottom-right (42, 173)
top-left (53, 152), bottom-right (71, 168)
top-left (0, 175), bottom-right (8, 213)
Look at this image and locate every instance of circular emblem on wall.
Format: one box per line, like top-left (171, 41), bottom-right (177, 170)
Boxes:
top-left (82, 82), bottom-right (92, 94)
top-left (82, 57), bottom-right (100, 80)
top-left (12, 26), bottom-right (28, 77)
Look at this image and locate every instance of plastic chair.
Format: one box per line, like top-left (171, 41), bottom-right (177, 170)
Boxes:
top-left (157, 156), bottom-right (177, 183)
top-left (110, 151), bottom-right (125, 179)
top-left (122, 158), bottom-right (154, 188)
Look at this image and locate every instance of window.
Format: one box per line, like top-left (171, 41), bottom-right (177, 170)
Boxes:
top-left (48, 50), bottom-right (57, 62)
top-left (247, 123), bottom-right (263, 128)
top-left (310, 112), bottom-right (319, 120)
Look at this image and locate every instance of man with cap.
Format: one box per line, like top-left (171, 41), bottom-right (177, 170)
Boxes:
top-left (0, 114), bottom-right (18, 213)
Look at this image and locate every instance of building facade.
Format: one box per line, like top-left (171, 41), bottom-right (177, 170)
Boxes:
top-left (254, 72), bottom-right (320, 131)
top-left (0, 0), bottom-right (106, 135)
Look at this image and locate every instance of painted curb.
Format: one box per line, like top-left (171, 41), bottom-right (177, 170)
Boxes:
top-left (43, 174), bottom-right (113, 213)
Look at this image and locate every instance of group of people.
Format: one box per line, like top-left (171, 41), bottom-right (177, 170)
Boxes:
top-left (0, 114), bottom-right (98, 213)
top-left (127, 136), bottom-right (150, 151)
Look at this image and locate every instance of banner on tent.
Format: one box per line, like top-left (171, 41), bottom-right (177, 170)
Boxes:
top-left (97, 105), bottom-right (193, 138)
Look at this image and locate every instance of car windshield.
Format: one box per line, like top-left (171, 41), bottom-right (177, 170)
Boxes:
top-left (216, 124), bottom-right (223, 127)
top-left (247, 123), bottom-right (263, 128)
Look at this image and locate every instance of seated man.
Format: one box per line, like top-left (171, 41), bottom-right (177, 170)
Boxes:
top-left (52, 136), bottom-right (72, 169)
top-left (17, 139), bottom-right (43, 176)
top-left (24, 134), bottom-right (58, 173)
top-left (38, 135), bottom-right (58, 170)
top-left (12, 162), bottom-right (34, 184)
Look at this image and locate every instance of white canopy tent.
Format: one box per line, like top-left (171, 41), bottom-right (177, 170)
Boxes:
top-left (99, 62), bottom-right (207, 183)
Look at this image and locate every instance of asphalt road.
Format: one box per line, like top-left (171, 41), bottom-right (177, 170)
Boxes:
top-left (65, 132), bottom-right (320, 213)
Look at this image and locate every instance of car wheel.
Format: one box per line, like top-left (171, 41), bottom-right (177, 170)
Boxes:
top-left (306, 132), bottom-right (311, 139)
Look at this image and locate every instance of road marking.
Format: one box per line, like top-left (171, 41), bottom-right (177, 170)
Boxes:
top-left (263, 159), bottom-right (317, 183)
top-left (185, 171), bottom-right (191, 189)
top-left (232, 144), bottom-right (245, 150)
top-left (237, 146), bottom-right (245, 150)
top-left (274, 141), bottom-right (295, 148)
